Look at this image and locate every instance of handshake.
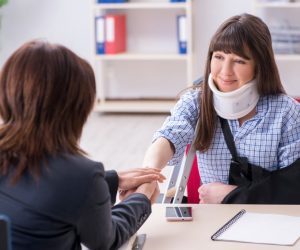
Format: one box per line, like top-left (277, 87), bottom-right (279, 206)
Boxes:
top-left (117, 168), bottom-right (166, 204)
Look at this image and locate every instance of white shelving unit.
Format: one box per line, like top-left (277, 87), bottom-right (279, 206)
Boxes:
top-left (255, 1), bottom-right (300, 8)
top-left (94, 2), bottom-right (187, 9)
top-left (254, 0), bottom-right (300, 97)
top-left (92, 0), bottom-right (193, 113)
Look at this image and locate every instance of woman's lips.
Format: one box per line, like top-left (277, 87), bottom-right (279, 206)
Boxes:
top-left (220, 79), bottom-right (236, 85)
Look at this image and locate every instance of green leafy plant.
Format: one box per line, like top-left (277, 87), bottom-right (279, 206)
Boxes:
top-left (0, 0), bottom-right (8, 8)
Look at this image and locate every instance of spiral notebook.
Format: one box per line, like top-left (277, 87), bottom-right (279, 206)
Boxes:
top-left (211, 209), bottom-right (300, 246)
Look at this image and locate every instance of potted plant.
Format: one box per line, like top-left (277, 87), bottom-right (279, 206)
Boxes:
top-left (0, 0), bottom-right (8, 50)
top-left (0, 0), bottom-right (8, 7)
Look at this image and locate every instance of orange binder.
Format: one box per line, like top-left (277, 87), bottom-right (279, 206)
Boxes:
top-left (105, 14), bottom-right (126, 54)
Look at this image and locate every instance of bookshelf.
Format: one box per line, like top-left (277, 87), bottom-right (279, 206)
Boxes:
top-left (92, 0), bottom-right (193, 113)
top-left (255, 1), bottom-right (300, 8)
top-left (254, 0), bottom-right (300, 97)
top-left (94, 2), bottom-right (187, 9)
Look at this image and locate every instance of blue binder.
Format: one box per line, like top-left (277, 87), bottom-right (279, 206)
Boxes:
top-left (177, 15), bottom-right (187, 54)
top-left (97, 0), bottom-right (115, 3)
top-left (170, 0), bottom-right (186, 2)
top-left (95, 16), bottom-right (105, 54)
top-left (97, 0), bottom-right (128, 2)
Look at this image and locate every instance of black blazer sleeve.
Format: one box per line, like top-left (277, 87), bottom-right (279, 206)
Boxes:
top-left (105, 170), bottom-right (119, 205)
top-left (76, 163), bottom-right (151, 250)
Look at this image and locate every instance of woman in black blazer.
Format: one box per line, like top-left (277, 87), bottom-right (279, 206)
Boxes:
top-left (0, 40), bottom-right (163, 250)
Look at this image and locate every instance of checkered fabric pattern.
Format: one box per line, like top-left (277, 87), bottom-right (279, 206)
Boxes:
top-left (153, 90), bottom-right (300, 184)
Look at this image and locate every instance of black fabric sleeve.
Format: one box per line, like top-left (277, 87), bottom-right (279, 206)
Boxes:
top-left (105, 170), bottom-right (119, 205)
top-left (77, 164), bottom-right (152, 250)
top-left (109, 194), bottom-right (151, 250)
top-left (222, 159), bottom-right (300, 204)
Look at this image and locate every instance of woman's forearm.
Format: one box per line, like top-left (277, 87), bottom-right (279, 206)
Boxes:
top-left (142, 137), bottom-right (174, 170)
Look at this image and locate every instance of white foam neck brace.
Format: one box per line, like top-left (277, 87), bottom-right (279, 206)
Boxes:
top-left (208, 74), bottom-right (259, 120)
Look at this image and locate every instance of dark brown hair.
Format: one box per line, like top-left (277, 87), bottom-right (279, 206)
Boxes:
top-left (0, 40), bottom-right (96, 182)
top-left (195, 13), bottom-right (285, 151)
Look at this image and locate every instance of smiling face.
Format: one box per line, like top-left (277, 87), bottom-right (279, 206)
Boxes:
top-left (210, 50), bottom-right (256, 93)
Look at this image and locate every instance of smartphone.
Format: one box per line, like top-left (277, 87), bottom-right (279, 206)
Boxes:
top-left (165, 206), bottom-right (193, 221)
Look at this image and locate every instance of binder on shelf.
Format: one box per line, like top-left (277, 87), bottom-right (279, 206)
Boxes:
top-left (97, 0), bottom-right (114, 3)
top-left (95, 16), bottom-right (105, 54)
top-left (177, 15), bottom-right (187, 54)
top-left (105, 14), bottom-right (126, 54)
top-left (170, 0), bottom-right (186, 2)
top-left (97, 0), bottom-right (128, 3)
top-left (211, 209), bottom-right (300, 246)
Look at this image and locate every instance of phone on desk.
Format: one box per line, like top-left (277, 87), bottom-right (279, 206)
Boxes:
top-left (165, 206), bottom-right (193, 221)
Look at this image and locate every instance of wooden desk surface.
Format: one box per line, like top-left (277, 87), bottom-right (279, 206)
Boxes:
top-left (136, 204), bottom-right (300, 250)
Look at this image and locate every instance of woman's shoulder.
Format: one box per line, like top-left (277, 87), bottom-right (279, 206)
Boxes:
top-left (48, 153), bottom-right (105, 177)
top-left (263, 94), bottom-right (300, 119)
top-left (266, 94), bottom-right (300, 109)
top-left (181, 87), bottom-right (202, 99)
top-left (173, 88), bottom-right (201, 112)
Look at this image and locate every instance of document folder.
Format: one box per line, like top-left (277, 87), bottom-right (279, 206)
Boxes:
top-left (95, 16), bottom-right (105, 54)
top-left (177, 15), bottom-right (187, 54)
top-left (105, 14), bottom-right (126, 54)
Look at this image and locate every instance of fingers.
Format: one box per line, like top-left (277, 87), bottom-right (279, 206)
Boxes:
top-left (118, 168), bottom-right (165, 181)
top-left (134, 168), bottom-right (165, 180)
top-left (118, 167), bottom-right (166, 190)
top-left (121, 167), bottom-right (162, 175)
top-left (133, 174), bottom-right (165, 186)
top-left (198, 185), bottom-right (207, 201)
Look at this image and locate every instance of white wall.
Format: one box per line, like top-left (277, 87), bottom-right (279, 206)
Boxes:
top-left (0, 0), bottom-right (253, 70)
top-left (0, 0), bottom-right (93, 65)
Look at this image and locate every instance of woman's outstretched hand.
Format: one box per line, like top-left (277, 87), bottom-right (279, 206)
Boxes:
top-left (119, 181), bottom-right (160, 204)
top-left (118, 167), bottom-right (165, 191)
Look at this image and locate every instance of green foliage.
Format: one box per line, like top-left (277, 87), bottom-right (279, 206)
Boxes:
top-left (0, 0), bottom-right (8, 8)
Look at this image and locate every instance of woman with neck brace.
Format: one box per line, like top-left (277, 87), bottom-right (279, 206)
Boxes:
top-left (142, 13), bottom-right (300, 204)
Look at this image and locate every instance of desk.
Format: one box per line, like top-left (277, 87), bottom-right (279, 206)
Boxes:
top-left (135, 204), bottom-right (300, 250)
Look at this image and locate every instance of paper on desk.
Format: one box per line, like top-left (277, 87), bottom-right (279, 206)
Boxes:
top-left (213, 211), bottom-right (300, 245)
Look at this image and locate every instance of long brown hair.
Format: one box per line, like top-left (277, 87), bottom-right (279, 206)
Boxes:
top-left (0, 40), bottom-right (96, 182)
top-left (195, 13), bottom-right (285, 152)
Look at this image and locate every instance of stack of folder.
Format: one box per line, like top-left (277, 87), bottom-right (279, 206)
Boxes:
top-left (95, 13), bottom-right (187, 55)
top-left (97, 0), bottom-right (128, 3)
top-left (270, 24), bottom-right (300, 54)
top-left (95, 14), bottom-right (127, 54)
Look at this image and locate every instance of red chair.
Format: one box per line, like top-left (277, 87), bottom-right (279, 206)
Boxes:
top-left (185, 145), bottom-right (201, 204)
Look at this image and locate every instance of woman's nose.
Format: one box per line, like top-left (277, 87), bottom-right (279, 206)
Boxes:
top-left (220, 61), bottom-right (233, 76)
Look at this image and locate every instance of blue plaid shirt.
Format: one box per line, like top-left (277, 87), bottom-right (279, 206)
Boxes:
top-left (153, 90), bottom-right (300, 184)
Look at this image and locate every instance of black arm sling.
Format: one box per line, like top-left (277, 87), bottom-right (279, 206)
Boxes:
top-left (219, 117), bottom-right (300, 204)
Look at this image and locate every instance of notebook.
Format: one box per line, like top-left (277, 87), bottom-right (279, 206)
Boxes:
top-left (211, 209), bottom-right (300, 246)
